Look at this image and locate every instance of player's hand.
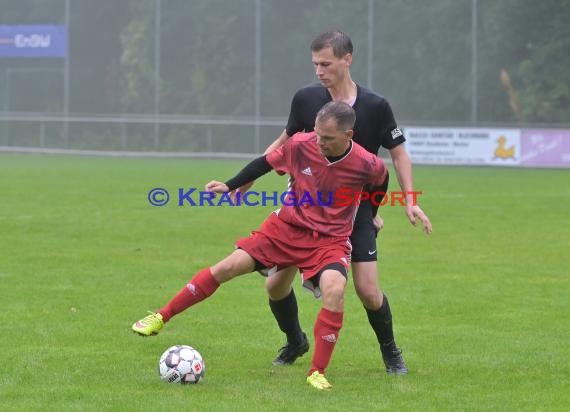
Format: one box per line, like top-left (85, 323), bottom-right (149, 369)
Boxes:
top-left (205, 180), bottom-right (229, 194)
top-left (373, 214), bottom-right (384, 232)
top-left (229, 181), bottom-right (255, 204)
top-left (405, 204), bottom-right (432, 234)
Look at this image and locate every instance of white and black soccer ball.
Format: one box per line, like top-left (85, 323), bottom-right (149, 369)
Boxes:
top-left (158, 345), bottom-right (205, 384)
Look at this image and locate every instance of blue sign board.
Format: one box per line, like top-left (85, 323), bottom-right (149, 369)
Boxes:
top-left (0, 25), bottom-right (67, 58)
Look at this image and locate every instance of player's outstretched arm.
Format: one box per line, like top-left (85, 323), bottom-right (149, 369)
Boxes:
top-left (205, 181), bottom-right (229, 193)
top-left (389, 144), bottom-right (433, 234)
top-left (210, 155), bottom-right (274, 197)
top-left (230, 129), bottom-right (290, 201)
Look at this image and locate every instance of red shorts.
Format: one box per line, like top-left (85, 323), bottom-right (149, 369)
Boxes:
top-left (235, 212), bottom-right (351, 282)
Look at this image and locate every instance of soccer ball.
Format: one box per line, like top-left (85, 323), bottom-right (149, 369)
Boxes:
top-left (158, 345), bottom-right (205, 384)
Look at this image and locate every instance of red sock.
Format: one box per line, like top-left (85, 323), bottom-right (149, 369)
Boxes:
top-left (158, 268), bottom-right (220, 322)
top-left (308, 308), bottom-right (343, 375)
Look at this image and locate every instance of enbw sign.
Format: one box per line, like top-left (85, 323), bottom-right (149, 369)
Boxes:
top-left (0, 25), bottom-right (67, 58)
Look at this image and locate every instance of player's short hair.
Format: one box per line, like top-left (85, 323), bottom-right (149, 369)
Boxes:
top-left (310, 29), bottom-right (353, 58)
top-left (316, 101), bottom-right (356, 132)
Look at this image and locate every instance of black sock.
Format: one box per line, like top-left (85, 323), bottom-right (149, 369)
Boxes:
top-left (269, 289), bottom-right (304, 345)
top-left (365, 294), bottom-right (397, 352)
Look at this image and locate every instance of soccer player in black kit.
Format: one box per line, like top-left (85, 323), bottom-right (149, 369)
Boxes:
top-left (236, 29), bottom-right (432, 375)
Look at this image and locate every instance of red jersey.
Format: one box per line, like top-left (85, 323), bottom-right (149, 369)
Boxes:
top-left (265, 132), bottom-right (387, 238)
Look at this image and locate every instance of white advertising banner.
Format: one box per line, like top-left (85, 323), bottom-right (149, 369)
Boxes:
top-left (403, 127), bottom-right (522, 166)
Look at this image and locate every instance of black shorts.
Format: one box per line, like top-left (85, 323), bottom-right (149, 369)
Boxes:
top-left (349, 177), bottom-right (389, 263)
top-left (350, 202), bottom-right (379, 262)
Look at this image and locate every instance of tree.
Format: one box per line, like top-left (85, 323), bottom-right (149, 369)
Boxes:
top-left (478, 0), bottom-right (570, 124)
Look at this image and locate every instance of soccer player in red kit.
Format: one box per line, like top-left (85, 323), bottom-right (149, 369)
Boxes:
top-left (132, 101), bottom-right (388, 390)
top-left (236, 29), bottom-right (432, 374)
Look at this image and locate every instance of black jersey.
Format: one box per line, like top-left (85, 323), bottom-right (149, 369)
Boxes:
top-left (285, 83), bottom-right (405, 155)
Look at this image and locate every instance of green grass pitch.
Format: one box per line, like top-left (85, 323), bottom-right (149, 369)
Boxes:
top-left (0, 154), bottom-right (568, 411)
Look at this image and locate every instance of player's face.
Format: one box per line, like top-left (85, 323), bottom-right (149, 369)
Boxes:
top-left (312, 47), bottom-right (351, 88)
top-left (314, 118), bottom-right (353, 157)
